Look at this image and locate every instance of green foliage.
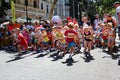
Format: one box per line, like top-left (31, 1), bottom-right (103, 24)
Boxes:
top-left (94, 0), bottom-right (118, 16)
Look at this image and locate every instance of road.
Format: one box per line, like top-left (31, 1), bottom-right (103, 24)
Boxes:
top-left (0, 40), bottom-right (120, 80)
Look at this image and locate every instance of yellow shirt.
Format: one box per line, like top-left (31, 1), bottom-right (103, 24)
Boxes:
top-left (55, 31), bottom-right (66, 44)
top-left (42, 32), bottom-right (49, 42)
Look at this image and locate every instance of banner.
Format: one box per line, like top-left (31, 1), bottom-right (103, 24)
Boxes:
top-left (11, 0), bottom-right (16, 23)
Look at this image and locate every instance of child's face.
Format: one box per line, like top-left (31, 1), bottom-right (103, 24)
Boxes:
top-left (41, 29), bottom-right (46, 33)
top-left (107, 25), bottom-right (112, 29)
top-left (55, 27), bottom-right (61, 31)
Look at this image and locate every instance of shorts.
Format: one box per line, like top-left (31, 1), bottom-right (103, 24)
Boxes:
top-left (68, 42), bottom-right (75, 48)
top-left (108, 37), bottom-right (114, 43)
top-left (102, 39), bottom-right (108, 45)
top-left (61, 44), bottom-right (66, 48)
top-left (32, 38), bottom-right (38, 44)
top-left (42, 42), bottom-right (49, 45)
top-left (95, 37), bottom-right (100, 40)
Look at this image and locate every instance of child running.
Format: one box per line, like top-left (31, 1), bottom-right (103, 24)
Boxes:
top-left (52, 26), bottom-right (66, 57)
top-left (64, 22), bottom-right (78, 60)
top-left (15, 28), bottom-right (28, 57)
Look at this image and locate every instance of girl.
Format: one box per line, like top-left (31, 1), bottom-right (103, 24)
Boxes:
top-left (32, 28), bottom-right (41, 54)
top-left (107, 23), bottom-right (115, 54)
top-left (40, 28), bottom-right (50, 52)
top-left (83, 25), bottom-right (92, 53)
top-left (73, 24), bottom-right (82, 52)
top-left (22, 28), bottom-right (30, 45)
top-left (53, 26), bottom-right (66, 57)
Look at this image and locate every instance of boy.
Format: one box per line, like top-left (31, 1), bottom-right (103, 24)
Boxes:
top-left (64, 22), bottom-right (77, 59)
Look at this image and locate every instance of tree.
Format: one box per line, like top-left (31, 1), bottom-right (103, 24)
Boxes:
top-left (0, 0), bottom-right (11, 22)
top-left (49, 0), bottom-right (58, 20)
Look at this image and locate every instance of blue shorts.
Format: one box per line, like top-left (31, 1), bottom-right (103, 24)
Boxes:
top-left (42, 42), bottom-right (49, 45)
top-left (68, 42), bottom-right (75, 48)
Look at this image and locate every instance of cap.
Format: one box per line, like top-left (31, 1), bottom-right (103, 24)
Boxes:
top-left (113, 1), bottom-right (120, 6)
top-left (68, 22), bottom-right (74, 27)
top-left (107, 22), bottom-right (113, 27)
top-left (95, 14), bottom-right (99, 17)
top-left (83, 24), bottom-right (89, 29)
top-left (40, 27), bottom-right (45, 30)
top-left (74, 24), bottom-right (79, 27)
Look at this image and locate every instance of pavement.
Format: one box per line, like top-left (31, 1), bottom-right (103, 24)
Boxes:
top-left (0, 39), bottom-right (120, 80)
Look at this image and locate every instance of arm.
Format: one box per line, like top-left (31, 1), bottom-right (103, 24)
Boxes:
top-left (117, 12), bottom-right (120, 25)
top-left (112, 18), bottom-right (117, 29)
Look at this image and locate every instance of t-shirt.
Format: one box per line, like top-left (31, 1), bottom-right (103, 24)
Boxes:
top-left (94, 19), bottom-right (102, 28)
top-left (8, 25), bottom-right (14, 32)
top-left (18, 33), bottom-right (28, 48)
top-left (102, 30), bottom-right (108, 40)
top-left (54, 31), bottom-right (65, 44)
top-left (116, 6), bottom-right (120, 26)
top-left (22, 32), bottom-right (30, 42)
top-left (41, 32), bottom-right (49, 42)
top-left (64, 30), bottom-right (77, 43)
top-left (26, 25), bottom-right (34, 30)
top-left (47, 32), bottom-right (52, 40)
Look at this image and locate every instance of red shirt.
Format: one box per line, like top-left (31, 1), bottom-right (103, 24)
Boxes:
top-left (64, 30), bottom-right (77, 43)
top-left (102, 30), bottom-right (108, 40)
top-left (47, 32), bottom-right (52, 40)
top-left (18, 33), bottom-right (28, 48)
top-left (8, 25), bottom-right (14, 32)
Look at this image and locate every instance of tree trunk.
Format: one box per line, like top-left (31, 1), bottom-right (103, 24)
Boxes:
top-left (49, 0), bottom-right (58, 20)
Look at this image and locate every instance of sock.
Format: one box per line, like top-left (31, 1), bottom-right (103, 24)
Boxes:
top-left (69, 54), bottom-right (72, 58)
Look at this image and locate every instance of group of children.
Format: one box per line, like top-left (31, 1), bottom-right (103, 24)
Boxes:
top-left (4, 15), bottom-right (119, 60)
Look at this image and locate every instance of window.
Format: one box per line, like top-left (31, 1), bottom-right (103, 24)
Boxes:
top-left (54, 8), bottom-right (57, 15)
top-left (46, 5), bottom-right (49, 13)
top-left (33, 0), bottom-right (37, 8)
top-left (41, 3), bottom-right (43, 10)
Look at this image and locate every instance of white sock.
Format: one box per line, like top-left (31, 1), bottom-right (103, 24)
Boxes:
top-left (69, 54), bottom-right (72, 58)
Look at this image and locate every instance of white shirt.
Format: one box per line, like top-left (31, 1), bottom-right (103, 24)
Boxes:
top-left (0, 24), bottom-right (5, 28)
top-left (26, 25), bottom-right (34, 30)
top-left (116, 6), bottom-right (120, 26)
top-left (94, 19), bottom-right (102, 28)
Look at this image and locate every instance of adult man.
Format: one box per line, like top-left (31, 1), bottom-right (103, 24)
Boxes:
top-left (114, 1), bottom-right (120, 65)
top-left (114, 1), bottom-right (120, 41)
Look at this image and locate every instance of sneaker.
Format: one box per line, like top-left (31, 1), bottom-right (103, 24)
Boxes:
top-left (33, 51), bottom-right (37, 54)
top-left (84, 49), bottom-right (87, 53)
top-left (16, 53), bottom-right (22, 57)
top-left (69, 54), bottom-right (73, 59)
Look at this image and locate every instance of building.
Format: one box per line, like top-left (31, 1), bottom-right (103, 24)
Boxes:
top-left (3, 0), bottom-right (70, 22)
top-left (6, 0), bottom-right (45, 22)
top-left (53, 0), bottom-right (70, 19)
top-left (39, 0), bottom-right (51, 19)
top-left (38, 0), bottom-right (70, 19)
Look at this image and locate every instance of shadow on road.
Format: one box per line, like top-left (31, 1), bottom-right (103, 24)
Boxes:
top-left (82, 52), bottom-right (95, 63)
top-left (34, 53), bottom-right (48, 58)
top-left (62, 58), bottom-right (79, 66)
top-left (6, 52), bottom-right (36, 63)
top-left (6, 56), bottom-right (25, 63)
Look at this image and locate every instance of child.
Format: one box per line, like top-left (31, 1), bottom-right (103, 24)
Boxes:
top-left (101, 24), bottom-right (108, 49)
top-left (83, 25), bottom-right (92, 53)
top-left (40, 28), bottom-right (50, 52)
top-left (22, 28), bottom-right (30, 45)
top-left (94, 26), bottom-right (101, 47)
top-left (64, 22), bottom-right (77, 59)
top-left (32, 28), bottom-right (41, 54)
top-left (53, 26), bottom-right (66, 57)
top-left (73, 24), bottom-right (82, 52)
top-left (107, 22), bottom-right (115, 54)
top-left (15, 28), bottom-right (28, 56)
